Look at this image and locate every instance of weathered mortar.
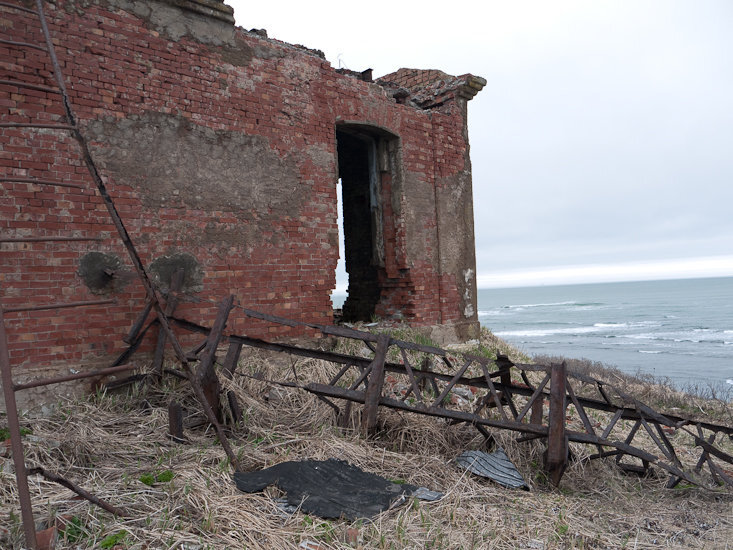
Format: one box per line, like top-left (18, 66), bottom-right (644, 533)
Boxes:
top-left (86, 112), bottom-right (305, 221)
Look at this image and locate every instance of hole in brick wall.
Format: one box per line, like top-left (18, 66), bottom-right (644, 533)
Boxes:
top-left (78, 251), bottom-right (130, 294)
top-left (336, 128), bottom-right (382, 322)
top-left (149, 252), bottom-right (203, 294)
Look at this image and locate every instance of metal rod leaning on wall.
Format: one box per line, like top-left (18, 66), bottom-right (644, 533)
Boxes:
top-left (35, 0), bottom-right (239, 471)
top-left (34, 0), bottom-right (186, 364)
top-left (0, 79), bottom-right (61, 93)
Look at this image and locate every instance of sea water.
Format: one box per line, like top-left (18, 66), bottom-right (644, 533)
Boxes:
top-left (477, 277), bottom-right (733, 390)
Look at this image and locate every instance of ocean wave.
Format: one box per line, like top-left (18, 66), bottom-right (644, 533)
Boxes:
top-left (625, 332), bottom-right (730, 345)
top-left (593, 321), bottom-right (659, 329)
top-left (495, 301), bottom-right (575, 311)
top-left (477, 310), bottom-right (501, 317)
top-left (497, 301), bottom-right (606, 310)
top-left (638, 350), bottom-right (662, 354)
top-left (495, 326), bottom-right (601, 338)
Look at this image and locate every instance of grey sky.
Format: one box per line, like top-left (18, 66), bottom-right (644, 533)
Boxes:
top-left (228, 0), bottom-right (733, 288)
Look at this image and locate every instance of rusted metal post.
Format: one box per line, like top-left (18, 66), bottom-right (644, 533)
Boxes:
top-left (545, 362), bottom-right (568, 486)
top-left (221, 341), bottom-right (244, 424)
top-left (361, 333), bottom-right (390, 433)
top-left (195, 295), bottom-right (235, 421)
top-left (182, 296), bottom-right (239, 470)
top-left (123, 300), bottom-right (153, 344)
top-left (221, 341), bottom-right (243, 379)
top-left (496, 354), bottom-right (513, 387)
top-left (0, 307), bottom-right (37, 549)
top-left (168, 401), bottom-right (185, 442)
top-left (530, 396), bottom-right (544, 425)
top-left (495, 354), bottom-right (520, 418)
top-left (152, 268), bottom-right (185, 376)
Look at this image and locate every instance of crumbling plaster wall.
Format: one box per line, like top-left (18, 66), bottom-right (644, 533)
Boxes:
top-left (0, 0), bottom-right (482, 385)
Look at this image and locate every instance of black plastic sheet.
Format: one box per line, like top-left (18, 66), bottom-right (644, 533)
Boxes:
top-left (234, 458), bottom-right (436, 519)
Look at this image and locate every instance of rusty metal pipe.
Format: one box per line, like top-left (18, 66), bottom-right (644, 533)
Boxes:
top-left (0, 38), bottom-right (46, 51)
top-left (0, 122), bottom-right (74, 129)
top-left (0, 1), bottom-right (37, 13)
top-left (0, 177), bottom-right (84, 189)
top-left (0, 236), bottom-right (103, 243)
top-left (0, 307), bottom-right (37, 549)
top-left (3, 299), bottom-right (115, 313)
top-left (13, 363), bottom-right (139, 391)
top-left (0, 79), bottom-right (59, 93)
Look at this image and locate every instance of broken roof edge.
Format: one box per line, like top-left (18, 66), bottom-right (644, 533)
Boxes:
top-left (377, 68), bottom-right (487, 109)
top-left (149, 2), bottom-right (486, 109)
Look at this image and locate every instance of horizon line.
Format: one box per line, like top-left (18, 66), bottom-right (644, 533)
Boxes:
top-left (331, 255), bottom-right (733, 294)
top-left (475, 255), bottom-right (733, 289)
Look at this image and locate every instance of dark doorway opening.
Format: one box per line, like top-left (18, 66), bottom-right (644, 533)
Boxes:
top-left (336, 128), bottom-right (382, 322)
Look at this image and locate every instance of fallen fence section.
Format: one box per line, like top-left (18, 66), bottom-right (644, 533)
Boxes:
top-left (165, 307), bottom-right (733, 492)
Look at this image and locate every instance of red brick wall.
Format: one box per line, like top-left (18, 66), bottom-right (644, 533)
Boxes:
top-left (0, 0), bottom-right (479, 378)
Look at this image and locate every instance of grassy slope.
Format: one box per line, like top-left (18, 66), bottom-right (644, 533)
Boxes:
top-left (0, 327), bottom-right (731, 549)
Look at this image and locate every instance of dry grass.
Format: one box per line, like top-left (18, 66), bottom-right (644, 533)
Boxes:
top-left (1, 328), bottom-right (732, 549)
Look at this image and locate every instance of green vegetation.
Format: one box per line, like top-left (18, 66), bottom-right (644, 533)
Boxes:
top-left (139, 469), bottom-right (175, 486)
top-left (60, 516), bottom-right (86, 545)
top-left (0, 426), bottom-right (32, 440)
top-left (100, 530), bottom-right (129, 548)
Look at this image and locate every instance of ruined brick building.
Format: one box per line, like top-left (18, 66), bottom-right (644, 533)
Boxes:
top-left (1, 0), bottom-right (485, 386)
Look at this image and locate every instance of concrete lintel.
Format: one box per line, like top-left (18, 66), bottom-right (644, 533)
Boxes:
top-left (159, 0), bottom-right (235, 24)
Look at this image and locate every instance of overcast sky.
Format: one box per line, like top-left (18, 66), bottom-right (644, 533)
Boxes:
top-left (228, 0), bottom-right (733, 288)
